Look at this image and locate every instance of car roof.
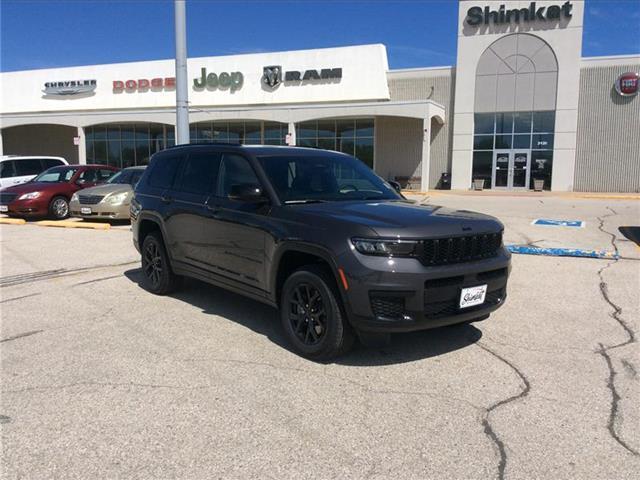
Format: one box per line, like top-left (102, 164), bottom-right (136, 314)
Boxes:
top-left (122, 165), bottom-right (146, 170)
top-left (160, 143), bottom-right (350, 158)
top-left (82, 164), bottom-right (119, 169)
top-left (1, 155), bottom-right (67, 162)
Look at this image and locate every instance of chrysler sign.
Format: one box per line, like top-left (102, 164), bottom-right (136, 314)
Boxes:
top-left (43, 79), bottom-right (97, 96)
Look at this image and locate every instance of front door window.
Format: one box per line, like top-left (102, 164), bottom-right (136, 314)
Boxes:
top-left (492, 150), bottom-right (530, 190)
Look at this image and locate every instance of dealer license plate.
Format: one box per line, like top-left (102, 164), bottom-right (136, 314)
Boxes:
top-left (0, 205), bottom-right (8, 213)
top-left (459, 284), bottom-right (487, 309)
top-left (80, 207), bottom-right (92, 215)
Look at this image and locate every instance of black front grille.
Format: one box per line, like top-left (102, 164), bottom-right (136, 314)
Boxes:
top-left (370, 294), bottom-right (405, 320)
top-left (0, 193), bottom-right (17, 204)
top-left (424, 288), bottom-right (505, 319)
top-left (419, 232), bottom-right (502, 266)
top-left (78, 194), bottom-right (104, 205)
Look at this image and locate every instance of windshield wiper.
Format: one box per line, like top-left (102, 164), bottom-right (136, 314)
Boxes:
top-left (284, 199), bottom-right (329, 205)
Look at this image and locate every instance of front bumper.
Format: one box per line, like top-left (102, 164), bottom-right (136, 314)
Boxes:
top-left (0, 198), bottom-right (49, 217)
top-left (70, 200), bottom-right (131, 220)
top-left (340, 248), bottom-right (511, 333)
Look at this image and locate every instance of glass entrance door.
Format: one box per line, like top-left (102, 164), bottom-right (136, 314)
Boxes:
top-left (492, 150), bottom-right (531, 189)
top-left (512, 151), bottom-right (530, 188)
top-left (493, 151), bottom-right (510, 188)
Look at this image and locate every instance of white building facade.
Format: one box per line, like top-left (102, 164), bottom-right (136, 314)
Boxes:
top-left (1, 1), bottom-right (639, 192)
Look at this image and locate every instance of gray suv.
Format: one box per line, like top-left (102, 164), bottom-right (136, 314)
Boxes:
top-left (131, 144), bottom-right (510, 360)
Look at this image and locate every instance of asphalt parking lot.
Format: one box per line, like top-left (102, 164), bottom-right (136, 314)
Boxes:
top-left (1, 194), bottom-right (639, 479)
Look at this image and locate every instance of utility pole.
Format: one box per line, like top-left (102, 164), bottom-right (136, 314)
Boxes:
top-left (174, 0), bottom-right (189, 144)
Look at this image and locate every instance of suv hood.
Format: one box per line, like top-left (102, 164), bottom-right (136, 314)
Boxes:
top-left (293, 200), bottom-right (503, 238)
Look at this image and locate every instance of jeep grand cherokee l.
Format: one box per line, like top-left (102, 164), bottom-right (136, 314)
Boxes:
top-left (131, 144), bottom-right (510, 360)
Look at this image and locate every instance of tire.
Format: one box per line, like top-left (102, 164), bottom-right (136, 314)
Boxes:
top-left (280, 265), bottom-right (354, 361)
top-left (140, 231), bottom-right (180, 295)
top-left (49, 196), bottom-right (69, 219)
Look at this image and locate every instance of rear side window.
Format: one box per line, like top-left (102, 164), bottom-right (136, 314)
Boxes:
top-left (177, 152), bottom-right (221, 195)
top-left (0, 160), bottom-right (16, 178)
top-left (98, 169), bottom-right (115, 181)
top-left (15, 159), bottom-right (43, 176)
top-left (217, 154), bottom-right (259, 197)
top-left (77, 169), bottom-right (98, 183)
top-left (42, 158), bottom-right (65, 169)
top-left (148, 155), bottom-right (182, 189)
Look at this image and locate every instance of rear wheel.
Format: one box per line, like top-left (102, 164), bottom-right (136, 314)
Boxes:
top-left (280, 265), bottom-right (354, 360)
top-left (49, 196), bottom-right (69, 219)
top-left (141, 231), bottom-right (179, 295)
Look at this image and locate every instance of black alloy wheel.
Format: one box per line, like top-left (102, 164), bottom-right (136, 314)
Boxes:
top-left (280, 265), bottom-right (354, 360)
top-left (144, 240), bottom-right (163, 288)
top-left (140, 231), bottom-right (179, 295)
top-left (288, 283), bottom-right (327, 346)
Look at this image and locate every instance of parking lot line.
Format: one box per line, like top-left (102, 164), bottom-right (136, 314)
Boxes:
top-left (34, 220), bottom-right (111, 230)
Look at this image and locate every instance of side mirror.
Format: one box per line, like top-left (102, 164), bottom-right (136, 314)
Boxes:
top-left (228, 183), bottom-right (268, 203)
top-left (388, 180), bottom-right (402, 194)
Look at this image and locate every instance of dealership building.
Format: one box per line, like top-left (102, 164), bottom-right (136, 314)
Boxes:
top-left (1, 0), bottom-right (639, 192)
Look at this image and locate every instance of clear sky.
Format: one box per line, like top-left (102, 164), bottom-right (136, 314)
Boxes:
top-left (1, 0), bottom-right (639, 72)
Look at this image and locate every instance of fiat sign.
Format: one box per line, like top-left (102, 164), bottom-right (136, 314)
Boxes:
top-left (614, 72), bottom-right (639, 97)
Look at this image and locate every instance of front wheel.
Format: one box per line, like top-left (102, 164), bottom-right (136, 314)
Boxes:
top-left (49, 196), bottom-right (69, 219)
top-left (280, 265), bottom-right (354, 360)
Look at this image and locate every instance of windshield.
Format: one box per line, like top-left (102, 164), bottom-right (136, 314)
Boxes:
top-left (32, 167), bottom-right (78, 183)
top-left (258, 154), bottom-right (400, 203)
top-left (106, 171), bottom-right (127, 184)
top-left (107, 169), bottom-right (144, 186)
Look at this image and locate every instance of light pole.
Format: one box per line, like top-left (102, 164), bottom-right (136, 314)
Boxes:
top-left (174, 0), bottom-right (189, 144)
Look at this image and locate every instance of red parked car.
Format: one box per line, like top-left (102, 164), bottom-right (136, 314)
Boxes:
top-left (0, 164), bottom-right (119, 219)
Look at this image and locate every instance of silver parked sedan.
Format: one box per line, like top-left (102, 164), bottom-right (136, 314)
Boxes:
top-left (70, 166), bottom-right (145, 220)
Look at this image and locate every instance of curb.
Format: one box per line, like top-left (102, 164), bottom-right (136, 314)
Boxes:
top-left (34, 220), bottom-right (111, 230)
top-left (0, 218), bottom-right (27, 225)
top-left (506, 245), bottom-right (619, 260)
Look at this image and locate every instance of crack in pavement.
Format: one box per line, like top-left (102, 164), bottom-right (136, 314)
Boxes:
top-left (594, 207), bottom-right (639, 457)
top-left (475, 342), bottom-right (531, 480)
top-left (0, 330), bottom-right (44, 343)
top-left (0, 292), bottom-right (42, 303)
top-left (72, 274), bottom-right (123, 287)
top-left (596, 344), bottom-right (639, 456)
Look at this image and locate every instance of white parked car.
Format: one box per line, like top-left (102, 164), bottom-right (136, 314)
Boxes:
top-left (0, 156), bottom-right (68, 189)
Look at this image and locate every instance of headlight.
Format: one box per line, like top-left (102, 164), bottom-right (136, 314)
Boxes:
top-left (351, 238), bottom-right (419, 257)
top-left (17, 192), bottom-right (41, 200)
top-left (106, 192), bottom-right (128, 205)
top-left (71, 192), bottom-right (79, 202)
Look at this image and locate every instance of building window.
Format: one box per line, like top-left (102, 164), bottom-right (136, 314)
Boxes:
top-left (472, 111), bottom-right (555, 190)
top-left (296, 118), bottom-right (375, 168)
top-left (85, 123), bottom-right (169, 168)
top-left (189, 121), bottom-right (286, 145)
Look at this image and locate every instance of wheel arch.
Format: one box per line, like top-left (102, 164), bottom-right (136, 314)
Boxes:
top-left (271, 242), bottom-right (350, 310)
top-left (136, 212), bottom-right (169, 253)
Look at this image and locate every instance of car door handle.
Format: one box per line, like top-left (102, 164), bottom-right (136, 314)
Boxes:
top-left (160, 195), bottom-right (173, 204)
